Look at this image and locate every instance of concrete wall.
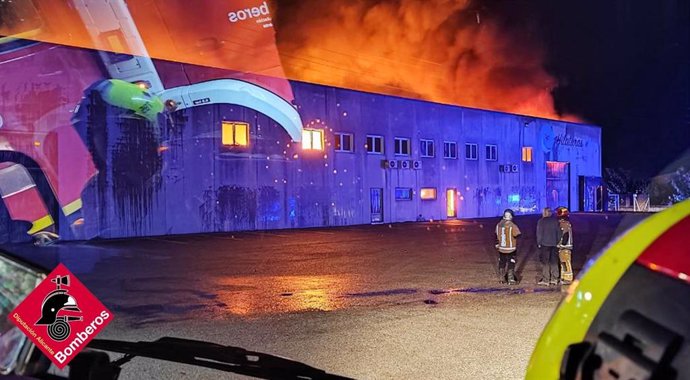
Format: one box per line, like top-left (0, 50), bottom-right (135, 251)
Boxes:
top-left (69, 81), bottom-right (601, 239)
top-left (0, 80), bottom-right (601, 241)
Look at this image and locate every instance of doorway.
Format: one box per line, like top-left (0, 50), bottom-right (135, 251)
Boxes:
top-left (370, 188), bottom-right (384, 223)
top-left (546, 161), bottom-right (570, 210)
top-left (446, 188), bottom-right (457, 218)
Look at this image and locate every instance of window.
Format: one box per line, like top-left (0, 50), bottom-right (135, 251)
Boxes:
top-left (465, 143), bottom-right (478, 160)
top-left (420, 139), bottom-right (435, 157)
top-left (395, 188), bottom-right (413, 201)
top-left (485, 144), bottom-right (497, 161)
top-left (443, 141), bottom-right (457, 159)
top-left (221, 121), bottom-right (249, 146)
top-left (335, 133), bottom-right (354, 152)
top-left (302, 129), bottom-right (324, 150)
top-left (522, 147), bottom-right (533, 162)
top-left (366, 135), bottom-right (384, 154)
top-left (420, 188), bottom-right (437, 200)
top-left (394, 137), bottom-right (411, 156)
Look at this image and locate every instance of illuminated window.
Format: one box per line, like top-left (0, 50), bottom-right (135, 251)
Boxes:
top-left (394, 137), bottom-right (411, 156)
top-left (302, 129), bottom-right (324, 151)
top-left (335, 133), bottom-right (354, 152)
top-left (443, 141), bottom-right (457, 159)
top-left (420, 139), bottom-right (435, 157)
top-left (485, 144), bottom-right (497, 161)
top-left (366, 135), bottom-right (384, 154)
top-left (222, 121), bottom-right (249, 146)
top-left (522, 147), bottom-right (533, 162)
top-left (465, 143), bottom-right (478, 160)
top-left (420, 188), bottom-right (437, 200)
top-left (395, 187), bottom-right (413, 201)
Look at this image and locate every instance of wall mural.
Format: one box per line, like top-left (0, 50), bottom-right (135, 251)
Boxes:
top-left (0, 0), bottom-right (300, 243)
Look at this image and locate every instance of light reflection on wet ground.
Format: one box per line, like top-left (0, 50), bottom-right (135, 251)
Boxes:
top-left (214, 274), bottom-right (358, 316)
top-left (4, 213), bottom-right (648, 326)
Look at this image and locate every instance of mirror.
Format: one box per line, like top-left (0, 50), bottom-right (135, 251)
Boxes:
top-left (0, 252), bottom-right (45, 375)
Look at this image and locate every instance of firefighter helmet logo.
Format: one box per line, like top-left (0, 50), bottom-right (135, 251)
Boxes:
top-left (10, 264), bottom-right (112, 369)
top-left (35, 275), bottom-right (83, 341)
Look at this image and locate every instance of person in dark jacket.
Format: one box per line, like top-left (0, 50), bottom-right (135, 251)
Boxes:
top-left (536, 207), bottom-right (560, 286)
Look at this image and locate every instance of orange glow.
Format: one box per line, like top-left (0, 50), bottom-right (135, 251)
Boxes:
top-left (446, 189), bottom-right (457, 217)
top-left (275, 1), bottom-right (582, 121)
top-left (214, 274), bottom-right (353, 316)
top-left (222, 122), bottom-right (249, 146)
top-left (522, 147), bottom-right (533, 162)
top-left (302, 129), bottom-right (324, 151)
top-left (0, 0), bottom-right (292, 100)
top-left (420, 188), bottom-right (437, 200)
top-left (0, 1), bottom-right (584, 121)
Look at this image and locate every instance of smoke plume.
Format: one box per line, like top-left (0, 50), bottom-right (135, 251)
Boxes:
top-left (274, 0), bottom-right (578, 121)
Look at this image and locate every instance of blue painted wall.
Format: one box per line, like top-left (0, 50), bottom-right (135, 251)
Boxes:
top-left (1, 81), bottom-right (602, 241)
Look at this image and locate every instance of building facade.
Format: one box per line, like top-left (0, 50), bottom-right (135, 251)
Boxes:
top-left (0, 46), bottom-right (602, 242)
top-left (69, 81), bottom-right (601, 239)
top-left (0, 0), bottom-right (603, 243)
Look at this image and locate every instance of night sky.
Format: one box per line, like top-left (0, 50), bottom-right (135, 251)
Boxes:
top-left (460, 0), bottom-right (690, 177)
top-left (537, 0), bottom-right (689, 177)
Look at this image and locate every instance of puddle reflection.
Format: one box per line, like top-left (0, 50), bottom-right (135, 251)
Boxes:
top-left (215, 274), bottom-right (357, 316)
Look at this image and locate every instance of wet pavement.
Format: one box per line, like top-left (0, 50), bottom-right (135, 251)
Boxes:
top-left (4, 212), bottom-right (649, 379)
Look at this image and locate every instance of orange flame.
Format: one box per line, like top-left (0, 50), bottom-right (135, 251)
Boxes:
top-left (275, 0), bottom-right (580, 121)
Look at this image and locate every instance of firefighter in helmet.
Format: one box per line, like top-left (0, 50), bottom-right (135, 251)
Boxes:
top-left (556, 207), bottom-right (574, 284)
top-left (495, 209), bottom-right (522, 285)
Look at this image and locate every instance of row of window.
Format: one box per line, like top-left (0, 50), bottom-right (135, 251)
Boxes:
top-left (395, 187), bottom-right (438, 200)
top-left (221, 122), bottom-right (534, 162)
top-left (343, 133), bottom-right (499, 161)
top-left (333, 133), bottom-right (534, 162)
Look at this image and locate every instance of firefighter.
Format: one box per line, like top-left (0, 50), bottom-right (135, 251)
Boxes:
top-left (556, 207), bottom-right (574, 284)
top-left (536, 207), bottom-right (561, 286)
top-left (495, 209), bottom-right (521, 285)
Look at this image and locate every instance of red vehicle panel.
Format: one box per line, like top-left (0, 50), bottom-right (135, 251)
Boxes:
top-left (0, 43), bottom-right (101, 233)
top-left (637, 215), bottom-right (690, 284)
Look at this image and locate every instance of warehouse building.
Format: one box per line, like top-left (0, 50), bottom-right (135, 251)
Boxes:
top-left (73, 80), bottom-right (602, 239)
top-left (0, 0), bottom-right (603, 242)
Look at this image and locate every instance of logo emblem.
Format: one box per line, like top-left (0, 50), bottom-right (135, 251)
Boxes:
top-left (35, 274), bottom-right (82, 341)
top-left (9, 264), bottom-right (112, 369)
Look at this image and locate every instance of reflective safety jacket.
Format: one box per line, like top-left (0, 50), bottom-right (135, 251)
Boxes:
top-left (557, 220), bottom-right (573, 249)
top-left (496, 220), bottom-right (521, 253)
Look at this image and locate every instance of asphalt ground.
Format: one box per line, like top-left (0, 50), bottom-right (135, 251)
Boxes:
top-left (5, 212), bottom-right (650, 379)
